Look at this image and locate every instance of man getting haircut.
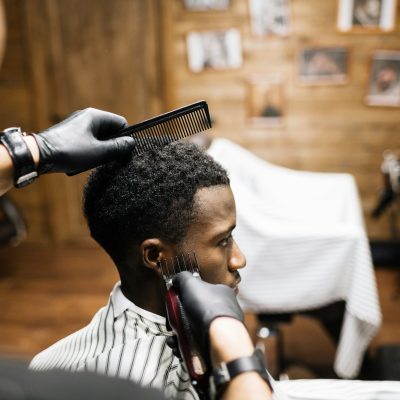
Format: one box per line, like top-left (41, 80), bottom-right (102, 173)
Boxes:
top-left (30, 142), bottom-right (246, 400)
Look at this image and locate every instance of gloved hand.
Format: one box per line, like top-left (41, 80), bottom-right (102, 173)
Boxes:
top-left (33, 108), bottom-right (135, 175)
top-left (172, 271), bottom-right (244, 362)
top-left (165, 335), bottom-right (182, 360)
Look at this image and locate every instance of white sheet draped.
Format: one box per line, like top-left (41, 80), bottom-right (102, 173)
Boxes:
top-left (208, 138), bottom-right (382, 379)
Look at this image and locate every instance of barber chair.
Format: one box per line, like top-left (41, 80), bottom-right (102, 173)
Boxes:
top-left (256, 313), bottom-right (293, 379)
top-left (0, 196), bottom-right (26, 246)
top-left (255, 301), bottom-right (346, 379)
top-left (375, 345), bottom-right (400, 380)
top-left (370, 150), bottom-right (400, 268)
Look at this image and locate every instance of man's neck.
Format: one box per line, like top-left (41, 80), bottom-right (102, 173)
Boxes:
top-left (120, 273), bottom-right (166, 318)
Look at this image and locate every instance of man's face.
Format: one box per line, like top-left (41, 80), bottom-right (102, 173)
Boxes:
top-left (176, 185), bottom-right (246, 292)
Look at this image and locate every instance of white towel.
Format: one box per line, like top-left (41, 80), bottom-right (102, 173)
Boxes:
top-left (274, 379), bottom-right (400, 400)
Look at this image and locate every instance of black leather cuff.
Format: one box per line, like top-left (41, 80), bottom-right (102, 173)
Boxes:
top-left (210, 348), bottom-right (273, 399)
top-left (0, 127), bottom-right (38, 188)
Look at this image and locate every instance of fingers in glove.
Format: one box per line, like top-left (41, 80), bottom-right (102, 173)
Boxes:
top-left (166, 335), bottom-right (182, 360)
top-left (90, 109), bottom-right (128, 139)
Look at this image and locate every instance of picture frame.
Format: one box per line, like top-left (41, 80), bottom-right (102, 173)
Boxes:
top-left (298, 46), bottom-right (349, 85)
top-left (182, 0), bottom-right (230, 11)
top-left (246, 75), bottom-right (285, 127)
top-left (365, 50), bottom-right (400, 107)
top-left (337, 0), bottom-right (397, 33)
top-left (248, 0), bottom-right (291, 37)
top-left (186, 29), bottom-right (243, 73)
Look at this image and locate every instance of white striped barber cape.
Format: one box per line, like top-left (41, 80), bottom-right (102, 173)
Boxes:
top-left (29, 282), bottom-right (199, 400)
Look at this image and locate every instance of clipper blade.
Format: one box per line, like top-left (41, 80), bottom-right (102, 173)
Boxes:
top-left (158, 253), bottom-right (201, 289)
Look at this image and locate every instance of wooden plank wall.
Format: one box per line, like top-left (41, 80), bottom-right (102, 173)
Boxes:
top-left (0, 0), bottom-right (50, 243)
top-left (162, 0), bottom-right (400, 241)
top-left (1, 0), bottom-right (399, 243)
top-left (0, 0), bottom-right (165, 244)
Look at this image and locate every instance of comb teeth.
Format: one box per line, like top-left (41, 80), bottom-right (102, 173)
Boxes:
top-left (158, 253), bottom-right (201, 289)
top-left (119, 101), bottom-right (211, 156)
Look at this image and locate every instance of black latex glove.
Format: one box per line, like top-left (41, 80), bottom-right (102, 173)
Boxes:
top-left (172, 271), bottom-right (244, 362)
top-left (33, 108), bottom-right (135, 175)
top-left (166, 335), bottom-right (182, 360)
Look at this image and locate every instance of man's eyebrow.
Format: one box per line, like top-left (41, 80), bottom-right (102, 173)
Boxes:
top-left (212, 224), bottom-right (236, 240)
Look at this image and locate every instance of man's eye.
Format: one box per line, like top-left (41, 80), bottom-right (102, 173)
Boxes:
top-left (219, 234), bottom-right (233, 247)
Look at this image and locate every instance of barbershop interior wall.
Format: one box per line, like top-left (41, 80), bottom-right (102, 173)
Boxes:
top-left (0, 0), bottom-right (166, 244)
top-left (0, 0), bottom-right (399, 244)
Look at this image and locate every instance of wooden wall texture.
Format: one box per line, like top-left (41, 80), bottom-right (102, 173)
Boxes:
top-left (0, 0), bottom-right (399, 376)
top-left (0, 0), bottom-right (399, 244)
top-left (0, 0), bottom-right (165, 244)
top-left (163, 0), bottom-right (400, 241)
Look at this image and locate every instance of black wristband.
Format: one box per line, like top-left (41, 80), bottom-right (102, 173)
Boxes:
top-left (210, 348), bottom-right (272, 399)
top-left (0, 127), bottom-right (38, 188)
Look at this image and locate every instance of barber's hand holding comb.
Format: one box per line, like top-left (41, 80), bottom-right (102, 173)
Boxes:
top-left (33, 108), bottom-right (135, 175)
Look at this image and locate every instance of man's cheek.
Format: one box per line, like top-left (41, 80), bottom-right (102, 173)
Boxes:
top-left (201, 268), bottom-right (220, 284)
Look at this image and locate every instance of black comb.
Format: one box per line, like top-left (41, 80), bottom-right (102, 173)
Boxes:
top-left (119, 101), bottom-right (211, 155)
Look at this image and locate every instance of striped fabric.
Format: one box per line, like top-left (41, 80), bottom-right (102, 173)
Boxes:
top-left (207, 139), bottom-right (382, 379)
top-left (29, 282), bottom-right (198, 400)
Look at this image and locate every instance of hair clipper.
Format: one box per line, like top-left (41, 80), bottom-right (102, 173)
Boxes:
top-left (158, 254), bottom-right (210, 398)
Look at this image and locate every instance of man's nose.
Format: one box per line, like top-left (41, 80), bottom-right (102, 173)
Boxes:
top-left (228, 240), bottom-right (246, 271)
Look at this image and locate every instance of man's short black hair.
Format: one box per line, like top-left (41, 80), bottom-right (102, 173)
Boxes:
top-left (83, 141), bottom-right (229, 265)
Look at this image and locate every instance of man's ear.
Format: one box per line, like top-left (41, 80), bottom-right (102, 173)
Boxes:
top-left (140, 238), bottom-right (173, 275)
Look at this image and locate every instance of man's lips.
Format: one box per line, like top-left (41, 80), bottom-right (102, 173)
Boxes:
top-left (231, 274), bottom-right (241, 294)
top-left (234, 273), bottom-right (241, 287)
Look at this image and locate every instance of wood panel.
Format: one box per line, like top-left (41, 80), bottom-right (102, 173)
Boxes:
top-left (0, 0), bottom-right (165, 244)
top-left (0, 0), bottom-right (50, 244)
top-left (24, 0), bottom-right (165, 243)
top-left (2, 0), bottom-right (398, 243)
top-left (162, 0), bottom-right (400, 241)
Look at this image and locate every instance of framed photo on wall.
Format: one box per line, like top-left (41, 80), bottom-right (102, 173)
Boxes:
top-left (182, 0), bottom-right (230, 11)
top-left (186, 29), bottom-right (243, 73)
top-left (365, 50), bottom-right (400, 107)
top-left (246, 75), bottom-right (285, 127)
top-left (337, 0), bottom-right (397, 33)
top-left (249, 0), bottom-right (291, 37)
top-left (298, 46), bottom-right (349, 85)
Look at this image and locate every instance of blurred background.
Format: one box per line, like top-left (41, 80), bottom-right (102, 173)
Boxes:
top-left (0, 0), bottom-right (399, 381)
